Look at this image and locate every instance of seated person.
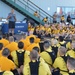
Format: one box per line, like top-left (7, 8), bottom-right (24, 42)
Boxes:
top-left (11, 42), bottom-right (30, 68)
top-left (0, 48), bottom-right (16, 71)
top-left (43, 17), bottom-right (48, 23)
top-left (67, 57), bottom-right (75, 75)
top-left (60, 15), bottom-right (65, 23)
top-left (23, 50), bottom-right (51, 75)
top-left (5, 36), bottom-right (18, 52)
top-left (34, 11), bottom-right (39, 18)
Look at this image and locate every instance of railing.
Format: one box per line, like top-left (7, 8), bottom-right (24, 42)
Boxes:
top-left (12, 0), bottom-right (53, 23)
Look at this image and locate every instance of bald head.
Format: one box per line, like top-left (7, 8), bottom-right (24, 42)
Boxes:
top-left (30, 50), bottom-right (38, 60)
top-left (67, 57), bottom-right (75, 70)
top-left (58, 46), bottom-right (67, 55)
top-left (9, 36), bottom-right (14, 42)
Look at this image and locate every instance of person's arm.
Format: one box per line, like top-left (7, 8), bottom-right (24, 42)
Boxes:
top-left (14, 14), bottom-right (17, 22)
top-left (7, 13), bottom-right (11, 20)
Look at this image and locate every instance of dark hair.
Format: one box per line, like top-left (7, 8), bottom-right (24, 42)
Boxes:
top-left (0, 43), bottom-right (3, 50)
top-left (2, 34), bottom-right (6, 39)
top-left (2, 48), bottom-right (10, 57)
top-left (18, 42), bottom-right (24, 49)
top-left (43, 41), bottom-right (50, 48)
top-left (29, 37), bottom-right (34, 43)
top-left (33, 47), bottom-right (39, 52)
top-left (59, 36), bottom-right (64, 42)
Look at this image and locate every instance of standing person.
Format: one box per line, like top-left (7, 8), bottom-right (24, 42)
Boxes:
top-left (53, 12), bottom-right (57, 23)
top-left (7, 9), bottom-right (16, 36)
top-left (67, 14), bottom-right (73, 25)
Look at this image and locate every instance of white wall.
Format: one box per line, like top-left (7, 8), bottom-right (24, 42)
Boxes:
top-left (31, 0), bottom-right (75, 15)
top-left (0, 0), bottom-right (25, 21)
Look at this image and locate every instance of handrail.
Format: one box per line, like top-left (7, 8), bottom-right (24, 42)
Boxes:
top-left (24, 0), bottom-right (53, 18)
top-left (15, 0), bottom-right (46, 19)
top-left (21, 0), bottom-right (48, 18)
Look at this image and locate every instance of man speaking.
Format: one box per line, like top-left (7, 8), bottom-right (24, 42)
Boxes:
top-left (7, 9), bottom-right (16, 36)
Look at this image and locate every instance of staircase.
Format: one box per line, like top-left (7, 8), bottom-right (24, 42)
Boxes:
top-left (1, 0), bottom-right (53, 25)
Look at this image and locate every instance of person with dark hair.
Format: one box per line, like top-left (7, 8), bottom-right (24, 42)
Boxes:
top-left (0, 34), bottom-right (9, 47)
top-left (23, 50), bottom-right (51, 75)
top-left (40, 41), bottom-right (56, 67)
top-left (67, 14), bottom-right (73, 25)
top-left (0, 48), bottom-right (16, 71)
top-left (26, 37), bottom-right (40, 51)
top-left (11, 42), bottom-right (30, 68)
top-left (29, 37), bottom-right (35, 43)
top-left (67, 57), bottom-right (75, 75)
top-left (43, 16), bottom-right (48, 23)
top-left (58, 36), bottom-right (67, 48)
top-left (0, 43), bottom-right (3, 57)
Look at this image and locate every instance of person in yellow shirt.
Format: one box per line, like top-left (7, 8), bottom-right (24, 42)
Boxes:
top-left (40, 41), bottom-right (56, 67)
top-left (66, 42), bottom-right (75, 58)
top-left (0, 48), bottom-right (16, 71)
top-left (60, 15), bottom-right (65, 23)
top-left (67, 57), bottom-right (75, 75)
top-left (24, 46), bottom-right (45, 65)
top-left (53, 46), bottom-right (68, 75)
top-left (26, 37), bottom-right (40, 51)
top-left (5, 36), bottom-right (18, 52)
top-left (0, 43), bottom-right (3, 57)
top-left (23, 50), bottom-right (51, 75)
top-left (11, 42), bottom-right (30, 68)
top-left (0, 34), bottom-right (9, 47)
top-left (43, 17), bottom-right (48, 23)
top-left (34, 11), bottom-right (39, 18)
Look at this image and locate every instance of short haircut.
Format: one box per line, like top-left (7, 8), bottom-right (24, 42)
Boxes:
top-left (0, 43), bottom-right (3, 50)
top-left (30, 50), bottom-right (38, 60)
top-left (33, 47), bottom-right (39, 52)
top-left (9, 36), bottom-right (14, 42)
top-left (67, 57), bottom-right (75, 68)
top-left (43, 41), bottom-right (50, 49)
top-left (18, 42), bottom-right (24, 49)
top-left (2, 48), bottom-right (10, 57)
top-left (29, 37), bottom-right (34, 43)
top-left (59, 36), bottom-right (64, 42)
top-left (2, 34), bottom-right (6, 39)
top-left (58, 46), bottom-right (67, 55)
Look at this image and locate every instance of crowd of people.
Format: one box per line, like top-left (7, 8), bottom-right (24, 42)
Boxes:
top-left (0, 8), bottom-right (75, 75)
top-left (0, 21), bottom-right (74, 75)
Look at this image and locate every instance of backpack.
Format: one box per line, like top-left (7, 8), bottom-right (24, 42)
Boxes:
top-left (59, 42), bottom-right (67, 48)
top-left (45, 51), bottom-right (56, 64)
top-left (16, 50), bottom-right (25, 68)
top-left (29, 61), bottom-right (40, 75)
top-left (0, 72), bottom-right (4, 75)
top-left (51, 46), bottom-right (58, 57)
top-left (69, 73), bottom-right (75, 75)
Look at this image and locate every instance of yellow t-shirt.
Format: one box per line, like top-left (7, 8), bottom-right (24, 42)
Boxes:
top-left (11, 49), bottom-right (30, 67)
top-left (0, 56), bottom-right (16, 71)
top-left (0, 39), bottom-right (9, 47)
top-left (23, 61), bottom-right (51, 75)
top-left (40, 48), bottom-right (52, 66)
top-left (53, 57), bottom-right (68, 75)
top-left (5, 42), bottom-right (18, 52)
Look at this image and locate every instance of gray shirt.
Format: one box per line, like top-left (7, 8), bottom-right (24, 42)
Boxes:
top-left (8, 13), bottom-right (16, 22)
